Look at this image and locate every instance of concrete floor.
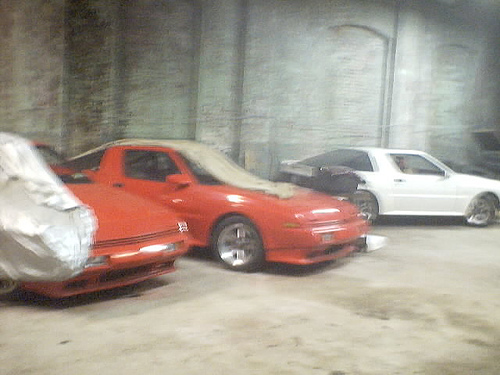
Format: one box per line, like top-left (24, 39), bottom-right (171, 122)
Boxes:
top-left (1, 217), bottom-right (500, 375)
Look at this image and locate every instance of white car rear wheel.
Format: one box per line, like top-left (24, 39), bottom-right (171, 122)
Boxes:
top-left (465, 196), bottom-right (496, 227)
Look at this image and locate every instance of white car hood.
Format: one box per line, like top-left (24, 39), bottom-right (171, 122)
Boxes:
top-left (451, 172), bottom-right (500, 192)
top-left (0, 133), bottom-right (96, 282)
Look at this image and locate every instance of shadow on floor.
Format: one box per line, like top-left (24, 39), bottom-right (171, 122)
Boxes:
top-left (263, 258), bottom-right (350, 277)
top-left (374, 216), bottom-right (466, 227)
top-left (0, 277), bottom-right (170, 309)
top-left (186, 246), bottom-right (354, 277)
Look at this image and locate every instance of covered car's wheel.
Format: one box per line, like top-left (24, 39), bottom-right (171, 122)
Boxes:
top-left (465, 195), bottom-right (497, 227)
top-left (0, 279), bottom-right (19, 295)
top-left (351, 190), bottom-right (379, 223)
top-left (212, 215), bottom-right (265, 272)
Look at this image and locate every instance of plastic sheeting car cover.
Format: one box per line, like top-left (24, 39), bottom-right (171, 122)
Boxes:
top-left (0, 133), bottom-right (96, 282)
top-left (72, 139), bottom-right (298, 199)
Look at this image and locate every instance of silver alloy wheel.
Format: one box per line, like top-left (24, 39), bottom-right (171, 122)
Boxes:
top-left (465, 196), bottom-right (496, 226)
top-left (0, 279), bottom-right (18, 295)
top-left (351, 190), bottom-right (379, 222)
top-left (216, 222), bottom-right (262, 268)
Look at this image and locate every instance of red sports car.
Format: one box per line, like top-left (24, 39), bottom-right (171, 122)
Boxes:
top-left (20, 145), bottom-right (191, 298)
top-left (66, 140), bottom-right (369, 272)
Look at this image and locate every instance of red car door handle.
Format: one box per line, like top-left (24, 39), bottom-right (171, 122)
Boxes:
top-left (113, 183), bottom-right (124, 188)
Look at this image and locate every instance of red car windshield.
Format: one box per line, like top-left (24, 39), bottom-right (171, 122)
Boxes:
top-left (179, 154), bottom-right (222, 185)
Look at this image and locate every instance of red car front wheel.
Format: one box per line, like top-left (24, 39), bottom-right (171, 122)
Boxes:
top-left (212, 215), bottom-right (265, 272)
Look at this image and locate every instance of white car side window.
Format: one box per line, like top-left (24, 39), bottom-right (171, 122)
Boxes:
top-left (390, 154), bottom-right (444, 176)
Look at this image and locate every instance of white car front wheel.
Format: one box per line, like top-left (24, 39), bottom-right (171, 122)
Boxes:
top-left (351, 190), bottom-right (379, 223)
top-left (0, 279), bottom-right (19, 295)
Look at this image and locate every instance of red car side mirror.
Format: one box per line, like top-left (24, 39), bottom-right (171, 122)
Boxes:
top-left (166, 174), bottom-right (191, 188)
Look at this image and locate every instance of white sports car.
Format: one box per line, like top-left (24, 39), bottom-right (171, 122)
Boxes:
top-left (281, 147), bottom-right (500, 226)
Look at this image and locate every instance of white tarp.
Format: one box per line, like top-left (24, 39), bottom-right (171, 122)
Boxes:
top-left (0, 133), bottom-right (96, 281)
top-left (72, 139), bottom-right (298, 199)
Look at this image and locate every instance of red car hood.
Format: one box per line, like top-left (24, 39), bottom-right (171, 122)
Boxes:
top-left (212, 184), bottom-right (362, 223)
top-left (66, 182), bottom-right (181, 242)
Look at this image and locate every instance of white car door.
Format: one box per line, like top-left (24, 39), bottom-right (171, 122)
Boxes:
top-left (387, 153), bottom-right (458, 214)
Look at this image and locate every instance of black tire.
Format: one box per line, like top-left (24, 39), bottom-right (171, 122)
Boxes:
top-left (0, 279), bottom-right (19, 295)
top-left (465, 195), bottom-right (497, 227)
top-left (351, 190), bottom-right (379, 223)
top-left (211, 215), bottom-right (265, 272)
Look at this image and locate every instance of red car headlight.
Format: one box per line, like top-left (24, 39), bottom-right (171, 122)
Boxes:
top-left (140, 243), bottom-right (178, 253)
top-left (85, 255), bottom-right (109, 268)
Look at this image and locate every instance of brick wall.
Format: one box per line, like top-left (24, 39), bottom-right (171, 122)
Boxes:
top-left (0, 0), bottom-right (65, 150)
top-left (0, 0), bottom-right (499, 176)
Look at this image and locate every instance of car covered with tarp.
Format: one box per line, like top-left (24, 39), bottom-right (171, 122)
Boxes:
top-left (1, 134), bottom-right (192, 298)
top-left (0, 133), bottom-right (96, 293)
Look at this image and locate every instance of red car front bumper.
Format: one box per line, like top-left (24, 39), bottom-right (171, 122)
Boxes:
top-left (265, 219), bottom-right (369, 265)
top-left (21, 240), bottom-right (189, 298)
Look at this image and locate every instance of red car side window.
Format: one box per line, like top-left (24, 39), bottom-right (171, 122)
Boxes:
top-left (124, 150), bottom-right (180, 181)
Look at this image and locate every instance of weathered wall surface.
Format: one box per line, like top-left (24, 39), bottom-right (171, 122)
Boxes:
top-left (0, 0), bottom-right (499, 176)
top-left (64, 0), bottom-right (118, 153)
top-left (389, 1), bottom-right (485, 163)
top-left (0, 0), bottom-right (65, 150)
top-left (195, 0), bottom-right (246, 159)
top-left (238, 0), bottom-right (499, 176)
top-left (119, 0), bottom-right (201, 141)
top-left (240, 0), bottom-right (397, 176)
